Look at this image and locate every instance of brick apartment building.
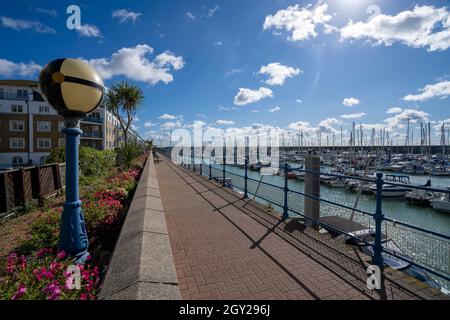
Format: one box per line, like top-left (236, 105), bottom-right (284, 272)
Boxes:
top-left (0, 80), bottom-right (142, 169)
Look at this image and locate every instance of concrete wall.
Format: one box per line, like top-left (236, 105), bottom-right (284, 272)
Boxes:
top-left (99, 153), bottom-right (181, 300)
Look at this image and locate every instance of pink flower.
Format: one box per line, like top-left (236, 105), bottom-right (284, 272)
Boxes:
top-left (12, 284), bottom-right (26, 300)
top-left (57, 250), bottom-right (66, 260)
top-left (80, 293), bottom-right (88, 300)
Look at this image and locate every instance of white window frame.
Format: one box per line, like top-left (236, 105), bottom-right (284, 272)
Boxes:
top-left (39, 106), bottom-right (50, 114)
top-left (37, 138), bottom-right (51, 149)
top-left (11, 105), bottom-right (23, 113)
top-left (12, 156), bottom-right (23, 165)
top-left (58, 138), bottom-right (65, 148)
top-left (37, 121), bottom-right (51, 132)
top-left (10, 138), bottom-right (25, 149)
top-left (9, 120), bottom-right (25, 132)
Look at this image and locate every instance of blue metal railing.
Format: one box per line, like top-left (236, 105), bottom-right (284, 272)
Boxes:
top-left (158, 150), bottom-right (450, 290)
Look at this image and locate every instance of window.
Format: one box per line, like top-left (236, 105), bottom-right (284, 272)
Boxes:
top-left (9, 120), bottom-right (25, 131)
top-left (11, 105), bottom-right (23, 113)
top-left (58, 121), bottom-right (65, 133)
top-left (37, 121), bottom-right (51, 132)
top-left (12, 156), bottom-right (23, 165)
top-left (58, 138), bottom-right (65, 147)
top-left (39, 106), bottom-right (50, 113)
top-left (10, 138), bottom-right (25, 149)
top-left (17, 89), bottom-right (28, 98)
top-left (37, 138), bottom-right (51, 149)
top-left (39, 156), bottom-right (48, 165)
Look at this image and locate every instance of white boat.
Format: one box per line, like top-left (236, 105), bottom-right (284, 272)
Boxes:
top-left (390, 164), bottom-right (404, 173)
top-left (325, 177), bottom-right (347, 188)
top-left (431, 188), bottom-right (450, 213)
top-left (370, 175), bottom-right (412, 197)
top-left (431, 167), bottom-right (450, 176)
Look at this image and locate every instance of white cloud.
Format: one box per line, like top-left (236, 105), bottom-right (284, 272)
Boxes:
top-left (76, 24), bottom-right (101, 38)
top-left (340, 5), bottom-right (450, 52)
top-left (0, 16), bottom-right (55, 33)
top-left (342, 97), bottom-right (360, 107)
top-left (296, 99), bottom-right (303, 104)
top-left (218, 105), bottom-right (230, 111)
top-left (268, 106), bottom-right (281, 113)
top-left (161, 121), bottom-right (182, 130)
top-left (384, 109), bottom-right (429, 129)
top-left (208, 5), bottom-right (220, 18)
top-left (403, 80), bottom-right (450, 101)
top-left (340, 112), bottom-right (366, 119)
top-left (0, 59), bottom-right (42, 77)
top-left (154, 51), bottom-right (185, 70)
top-left (263, 3), bottom-right (333, 41)
top-left (216, 119), bottom-right (235, 125)
top-left (134, 116), bottom-right (140, 122)
top-left (224, 69), bottom-right (242, 76)
top-left (386, 107), bottom-right (403, 114)
top-left (187, 12), bottom-right (196, 21)
top-left (85, 44), bottom-right (184, 85)
top-left (112, 9), bottom-right (142, 24)
top-left (318, 118), bottom-right (340, 134)
top-left (258, 62), bottom-right (301, 86)
top-left (158, 113), bottom-right (178, 120)
top-left (234, 87), bottom-right (273, 106)
top-left (36, 8), bottom-right (58, 18)
top-left (144, 121), bottom-right (157, 128)
top-left (213, 41), bottom-right (223, 46)
top-left (251, 109), bottom-right (259, 113)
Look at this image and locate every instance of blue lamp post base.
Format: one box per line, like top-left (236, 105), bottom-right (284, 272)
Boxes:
top-left (60, 122), bottom-right (89, 264)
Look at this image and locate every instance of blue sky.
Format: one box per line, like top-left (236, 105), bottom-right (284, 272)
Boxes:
top-left (0, 0), bottom-right (449, 145)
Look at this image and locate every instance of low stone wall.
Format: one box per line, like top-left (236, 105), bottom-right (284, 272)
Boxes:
top-left (99, 153), bottom-right (180, 300)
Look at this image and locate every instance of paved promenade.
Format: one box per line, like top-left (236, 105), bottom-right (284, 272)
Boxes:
top-left (156, 155), bottom-right (446, 300)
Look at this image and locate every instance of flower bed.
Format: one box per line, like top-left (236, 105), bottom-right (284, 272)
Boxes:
top-left (0, 165), bottom-right (144, 300)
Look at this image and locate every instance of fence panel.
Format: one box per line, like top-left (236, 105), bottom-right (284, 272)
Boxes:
top-left (0, 163), bottom-right (65, 217)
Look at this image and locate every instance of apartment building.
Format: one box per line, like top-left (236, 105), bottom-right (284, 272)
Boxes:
top-left (0, 80), bottom-right (142, 169)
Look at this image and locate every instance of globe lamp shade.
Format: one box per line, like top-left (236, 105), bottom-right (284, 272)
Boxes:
top-left (38, 58), bottom-right (104, 117)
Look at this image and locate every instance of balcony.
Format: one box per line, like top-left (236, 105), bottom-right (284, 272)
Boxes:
top-left (81, 131), bottom-right (103, 139)
top-left (82, 116), bottom-right (104, 124)
top-left (0, 92), bottom-right (29, 101)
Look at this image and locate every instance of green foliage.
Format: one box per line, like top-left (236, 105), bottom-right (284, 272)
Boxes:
top-left (0, 165), bottom-right (144, 300)
top-left (115, 142), bottom-right (143, 168)
top-left (46, 146), bottom-right (116, 178)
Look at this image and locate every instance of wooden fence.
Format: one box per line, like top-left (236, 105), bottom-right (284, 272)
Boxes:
top-left (0, 163), bottom-right (65, 218)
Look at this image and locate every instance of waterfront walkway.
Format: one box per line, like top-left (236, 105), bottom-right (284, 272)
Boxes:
top-left (156, 155), bottom-right (446, 300)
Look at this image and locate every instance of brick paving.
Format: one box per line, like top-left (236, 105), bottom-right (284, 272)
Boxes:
top-left (155, 155), bottom-right (447, 300)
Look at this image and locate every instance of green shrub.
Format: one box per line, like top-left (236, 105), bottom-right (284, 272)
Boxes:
top-left (115, 142), bottom-right (143, 168)
top-left (46, 147), bottom-right (116, 178)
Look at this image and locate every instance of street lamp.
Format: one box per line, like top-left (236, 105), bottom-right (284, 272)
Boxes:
top-left (39, 58), bottom-right (104, 263)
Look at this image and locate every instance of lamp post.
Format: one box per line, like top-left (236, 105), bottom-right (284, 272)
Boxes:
top-left (39, 58), bottom-right (104, 263)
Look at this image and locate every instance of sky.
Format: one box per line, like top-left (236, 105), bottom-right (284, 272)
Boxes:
top-left (0, 0), bottom-right (449, 146)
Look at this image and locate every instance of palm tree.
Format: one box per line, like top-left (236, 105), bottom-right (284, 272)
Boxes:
top-left (103, 82), bottom-right (144, 148)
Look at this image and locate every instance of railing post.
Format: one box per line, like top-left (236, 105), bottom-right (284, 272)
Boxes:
top-left (283, 162), bottom-right (289, 220)
top-left (244, 158), bottom-right (248, 198)
top-left (373, 172), bottom-right (384, 271)
top-left (209, 159), bottom-right (212, 180)
top-left (222, 151), bottom-right (226, 187)
top-left (304, 153), bottom-right (320, 229)
top-left (199, 156), bottom-right (203, 176)
top-left (192, 154), bottom-right (195, 172)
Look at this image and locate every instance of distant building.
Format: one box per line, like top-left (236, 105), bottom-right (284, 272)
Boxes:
top-left (0, 80), bottom-right (142, 168)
